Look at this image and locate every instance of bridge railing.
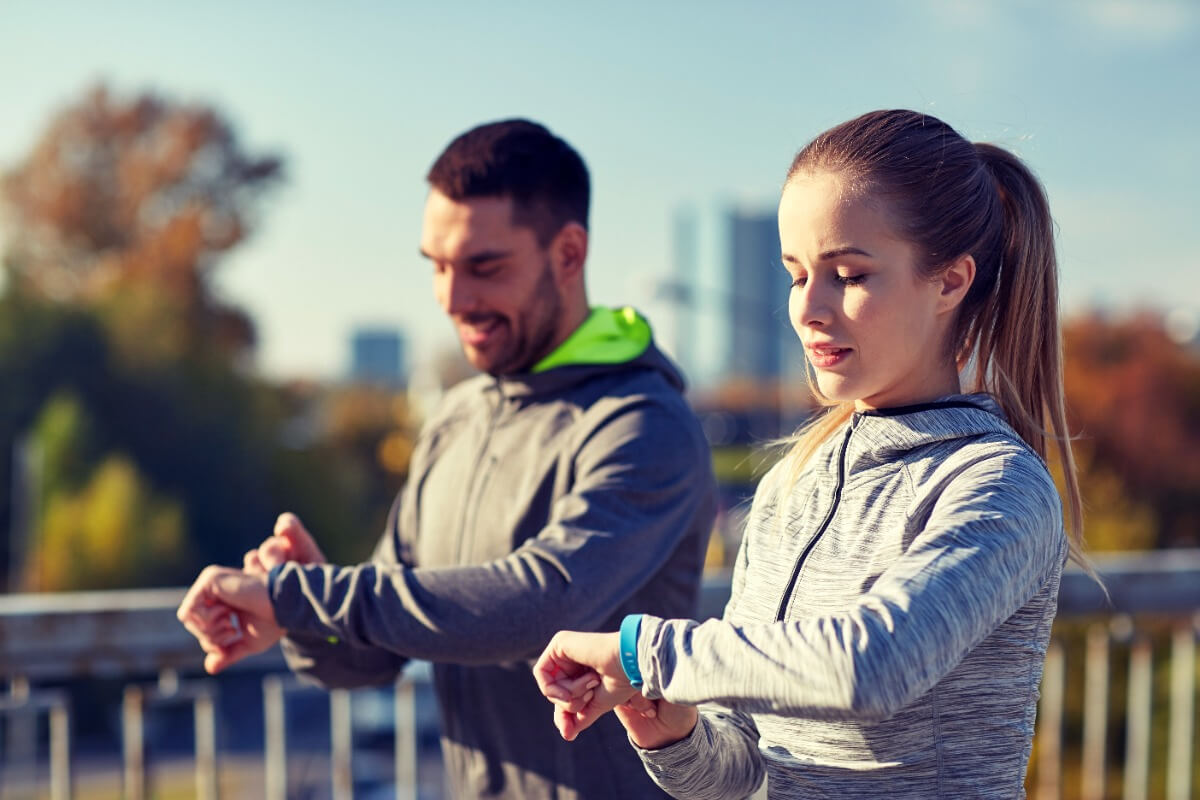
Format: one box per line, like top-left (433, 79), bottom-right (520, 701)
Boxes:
top-left (2, 549), bottom-right (1198, 799)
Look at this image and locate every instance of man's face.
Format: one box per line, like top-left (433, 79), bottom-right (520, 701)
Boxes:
top-left (420, 190), bottom-right (565, 375)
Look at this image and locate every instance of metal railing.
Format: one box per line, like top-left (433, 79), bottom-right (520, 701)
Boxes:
top-left (2, 550), bottom-right (1198, 799)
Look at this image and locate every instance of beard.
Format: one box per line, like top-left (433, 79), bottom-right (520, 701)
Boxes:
top-left (471, 261), bottom-right (564, 376)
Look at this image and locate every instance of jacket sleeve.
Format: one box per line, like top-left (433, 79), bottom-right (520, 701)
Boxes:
top-left (636, 705), bottom-right (764, 800)
top-left (268, 398), bottom-right (714, 664)
top-left (275, 487), bottom-right (415, 688)
top-left (637, 520), bottom-right (766, 799)
top-left (636, 451), bottom-right (1066, 722)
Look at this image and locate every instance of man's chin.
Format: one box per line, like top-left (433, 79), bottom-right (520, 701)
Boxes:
top-left (462, 345), bottom-right (509, 376)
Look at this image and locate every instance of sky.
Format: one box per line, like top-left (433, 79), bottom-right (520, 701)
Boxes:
top-left (2, 0), bottom-right (1198, 383)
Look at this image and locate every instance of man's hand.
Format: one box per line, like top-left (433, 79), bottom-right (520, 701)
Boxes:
top-left (243, 512), bottom-right (327, 576)
top-left (177, 566), bottom-right (282, 674)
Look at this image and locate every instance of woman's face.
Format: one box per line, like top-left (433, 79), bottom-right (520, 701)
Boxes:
top-left (780, 170), bottom-right (966, 410)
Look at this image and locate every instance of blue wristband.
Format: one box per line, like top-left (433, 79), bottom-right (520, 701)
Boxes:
top-left (619, 614), bottom-right (644, 688)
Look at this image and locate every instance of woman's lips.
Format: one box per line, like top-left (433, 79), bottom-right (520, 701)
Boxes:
top-left (806, 345), bottom-right (851, 368)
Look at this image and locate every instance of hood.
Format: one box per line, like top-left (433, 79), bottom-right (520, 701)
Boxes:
top-left (496, 306), bottom-right (685, 399)
top-left (844, 394), bottom-right (1033, 473)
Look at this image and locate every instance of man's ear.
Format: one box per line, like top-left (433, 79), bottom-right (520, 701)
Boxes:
top-left (550, 222), bottom-right (588, 287)
top-left (937, 253), bottom-right (976, 314)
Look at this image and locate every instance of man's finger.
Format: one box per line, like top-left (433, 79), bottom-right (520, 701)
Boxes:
top-left (177, 564), bottom-right (221, 623)
top-left (274, 512), bottom-right (325, 564)
top-left (203, 639), bottom-right (253, 674)
top-left (243, 549), bottom-right (266, 575)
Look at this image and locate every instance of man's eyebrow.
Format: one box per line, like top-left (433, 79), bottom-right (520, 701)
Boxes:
top-left (418, 248), bottom-right (513, 266)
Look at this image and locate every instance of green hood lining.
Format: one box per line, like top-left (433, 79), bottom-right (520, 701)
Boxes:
top-left (531, 306), bottom-right (652, 373)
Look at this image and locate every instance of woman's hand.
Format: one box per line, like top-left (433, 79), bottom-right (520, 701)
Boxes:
top-left (534, 630), bottom-right (699, 747)
top-left (535, 631), bottom-right (640, 741)
top-left (615, 697), bottom-right (699, 750)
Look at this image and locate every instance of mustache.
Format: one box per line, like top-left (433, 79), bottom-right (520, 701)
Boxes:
top-left (457, 313), bottom-right (504, 325)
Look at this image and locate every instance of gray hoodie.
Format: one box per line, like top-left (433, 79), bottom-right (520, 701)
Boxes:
top-left (634, 396), bottom-right (1067, 799)
top-left (268, 335), bottom-right (716, 799)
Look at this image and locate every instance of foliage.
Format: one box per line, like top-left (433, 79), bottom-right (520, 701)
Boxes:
top-left (1063, 314), bottom-right (1200, 549)
top-left (1, 84), bottom-right (281, 362)
top-left (0, 85), bottom-right (416, 591)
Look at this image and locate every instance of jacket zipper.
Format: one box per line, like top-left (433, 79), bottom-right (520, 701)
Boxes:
top-left (456, 384), bottom-right (505, 564)
top-left (774, 422), bottom-right (855, 621)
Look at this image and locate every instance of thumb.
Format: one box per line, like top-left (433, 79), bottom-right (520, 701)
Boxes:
top-left (274, 512), bottom-right (325, 563)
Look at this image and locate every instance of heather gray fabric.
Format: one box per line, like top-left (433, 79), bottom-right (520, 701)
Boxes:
top-left (268, 340), bottom-right (716, 800)
top-left (635, 396), bottom-right (1067, 799)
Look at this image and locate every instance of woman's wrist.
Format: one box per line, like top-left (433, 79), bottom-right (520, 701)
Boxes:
top-left (623, 700), bottom-right (700, 751)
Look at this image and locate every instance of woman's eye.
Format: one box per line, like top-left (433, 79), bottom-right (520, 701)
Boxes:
top-left (837, 274), bottom-right (865, 286)
top-left (790, 276), bottom-right (806, 288)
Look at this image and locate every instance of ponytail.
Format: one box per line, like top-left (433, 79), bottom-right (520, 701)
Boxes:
top-left (970, 144), bottom-right (1088, 569)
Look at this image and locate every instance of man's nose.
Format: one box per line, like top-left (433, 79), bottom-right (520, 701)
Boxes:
top-left (436, 269), bottom-right (478, 315)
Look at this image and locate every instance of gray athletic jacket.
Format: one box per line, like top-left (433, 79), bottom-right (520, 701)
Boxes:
top-left (633, 396), bottom-right (1067, 799)
top-left (267, 336), bottom-right (716, 799)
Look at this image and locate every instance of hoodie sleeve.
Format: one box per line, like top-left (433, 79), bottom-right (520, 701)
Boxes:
top-left (267, 396), bottom-right (714, 665)
top-left (636, 522), bottom-right (766, 799)
top-left (635, 449), bottom-right (1065, 723)
top-left (274, 479), bottom-right (417, 688)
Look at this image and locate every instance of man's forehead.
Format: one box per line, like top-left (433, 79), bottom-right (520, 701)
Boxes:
top-left (420, 191), bottom-right (537, 260)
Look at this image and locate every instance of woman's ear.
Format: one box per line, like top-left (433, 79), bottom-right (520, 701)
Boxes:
top-left (938, 253), bottom-right (976, 314)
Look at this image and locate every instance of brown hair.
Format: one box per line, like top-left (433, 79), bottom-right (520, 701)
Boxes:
top-left (783, 110), bottom-right (1088, 567)
top-left (426, 119), bottom-right (589, 245)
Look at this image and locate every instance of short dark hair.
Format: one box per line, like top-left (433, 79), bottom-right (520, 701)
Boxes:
top-left (426, 119), bottom-right (590, 244)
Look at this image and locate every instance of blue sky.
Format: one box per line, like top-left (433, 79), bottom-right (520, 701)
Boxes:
top-left (2, 0), bottom-right (1197, 381)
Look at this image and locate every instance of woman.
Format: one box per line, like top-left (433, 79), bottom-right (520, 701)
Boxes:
top-left (535, 109), bottom-right (1090, 799)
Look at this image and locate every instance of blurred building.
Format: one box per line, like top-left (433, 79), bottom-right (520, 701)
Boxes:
top-left (656, 203), bottom-right (802, 385)
top-left (349, 327), bottom-right (407, 387)
top-left (727, 209), bottom-right (789, 381)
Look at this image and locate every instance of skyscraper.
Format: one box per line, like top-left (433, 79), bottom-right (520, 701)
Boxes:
top-left (727, 208), bottom-right (789, 381)
top-left (350, 328), bottom-right (407, 387)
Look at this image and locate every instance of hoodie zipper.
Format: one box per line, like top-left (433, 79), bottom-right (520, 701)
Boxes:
top-left (455, 383), bottom-right (506, 564)
top-left (774, 422), bottom-right (855, 622)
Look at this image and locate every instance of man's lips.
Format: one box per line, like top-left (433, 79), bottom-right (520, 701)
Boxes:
top-left (458, 316), bottom-right (503, 347)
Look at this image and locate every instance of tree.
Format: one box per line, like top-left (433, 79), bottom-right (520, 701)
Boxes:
top-left (1, 84), bottom-right (282, 361)
top-left (1063, 313), bottom-right (1200, 549)
top-left (0, 85), bottom-right (292, 589)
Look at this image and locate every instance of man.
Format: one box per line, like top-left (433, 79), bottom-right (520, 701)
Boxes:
top-left (178, 119), bottom-right (717, 799)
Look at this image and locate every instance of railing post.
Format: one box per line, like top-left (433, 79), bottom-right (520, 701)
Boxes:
top-left (1035, 638), bottom-right (1064, 800)
top-left (1166, 615), bottom-right (1197, 800)
top-left (122, 684), bottom-right (145, 800)
top-left (195, 685), bottom-right (218, 800)
top-left (330, 688), bottom-right (353, 800)
top-left (1123, 634), bottom-right (1153, 800)
top-left (1080, 623), bottom-right (1109, 800)
top-left (49, 700), bottom-right (71, 800)
top-left (263, 675), bottom-right (287, 800)
top-left (395, 679), bottom-right (417, 799)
